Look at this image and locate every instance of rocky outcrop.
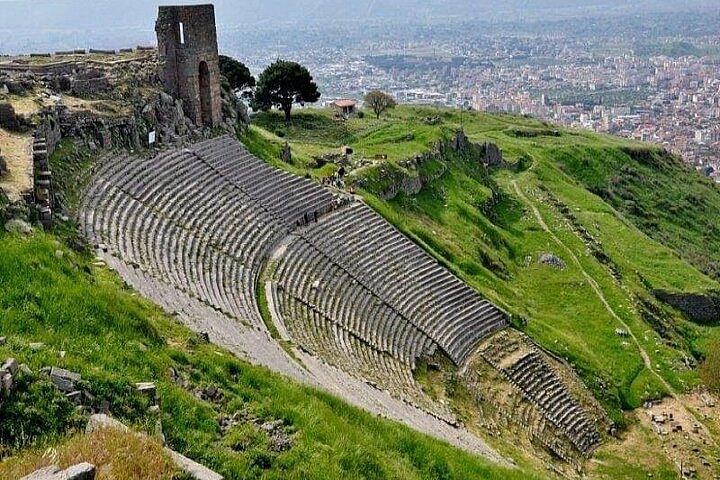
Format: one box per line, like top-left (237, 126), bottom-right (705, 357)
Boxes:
top-left (358, 131), bottom-right (503, 200)
top-left (653, 290), bottom-right (720, 324)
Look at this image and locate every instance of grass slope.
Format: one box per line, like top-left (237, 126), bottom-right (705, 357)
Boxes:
top-left (245, 106), bottom-right (720, 425)
top-left (0, 231), bottom-right (533, 480)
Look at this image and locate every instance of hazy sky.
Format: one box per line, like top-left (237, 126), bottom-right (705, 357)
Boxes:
top-left (0, 1), bottom-right (717, 53)
top-left (1, 1), bottom-right (716, 29)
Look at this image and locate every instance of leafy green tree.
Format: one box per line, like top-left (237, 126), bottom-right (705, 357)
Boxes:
top-left (218, 55), bottom-right (255, 92)
top-left (252, 60), bottom-right (321, 121)
top-left (364, 90), bottom-right (397, 119)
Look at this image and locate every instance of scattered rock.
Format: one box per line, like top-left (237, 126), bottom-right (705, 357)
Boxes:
top-left (0, 336), bottom-right (6, 346)
top-left (2, 358), bottom-right (18, 375)
top-left (194, 384), bottom-right (223, 403)
top-left (29, 342), bottom-right (45, 351)
top-left (49, 366), bottom-right (82, 393)
top-left (5, 218), bottom-right (33, 236)
top-left (136, 382), bottom-right (157, 397)
top-left (539, 253), bottom-right (566, 270)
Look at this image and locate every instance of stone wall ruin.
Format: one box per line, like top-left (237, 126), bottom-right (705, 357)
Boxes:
top-left (155, 4), bottom-right (222, 128)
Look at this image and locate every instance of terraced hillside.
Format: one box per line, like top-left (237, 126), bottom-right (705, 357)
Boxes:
top-left (0, 231), bottom-right (538, 480)
top-left (78, 133), bottom-right (605, 472)
top-left (244, 106), bottom-right (720, 479)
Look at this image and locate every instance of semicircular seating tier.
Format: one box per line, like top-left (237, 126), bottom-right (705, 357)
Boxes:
top-left (478, 331), bottom-right (602, 456)
top-left (79, 134), bottom-right (599, 458)
top-left (271, 202), bottom-right (510, 369)
top-left (80, 135), bottom-right (338, 328)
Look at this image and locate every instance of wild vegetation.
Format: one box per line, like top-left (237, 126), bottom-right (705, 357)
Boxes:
top-left (0, 229), bottom-right (533, 480)
top-left (3, 101), bottom-right (720, 479)
top-left (244, 106), bottom-right (720, 427)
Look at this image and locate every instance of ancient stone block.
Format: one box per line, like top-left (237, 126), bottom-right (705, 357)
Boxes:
top-left (156, 5), bottom-right (222, 128)
top-left (483, 142), bottom-right (503, 167)
top-left (71, 70), bottom-right (110, 97)
top-left (136, 382), bottom-right (156, 396)
top-left (50, 367), bottom-right (81, 393)
top-left (1, 358), bottom-right (18, 375)
top-left (20, 463), bottom-right (96, 480)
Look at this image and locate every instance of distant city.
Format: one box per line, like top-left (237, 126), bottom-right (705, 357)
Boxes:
top-left (222, 9), bottom-right (720, 181)
top-left (2, 2), bottom-right (718, 179)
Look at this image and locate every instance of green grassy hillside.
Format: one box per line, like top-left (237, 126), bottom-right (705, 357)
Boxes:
top-left (245, 107), bottom-right (720, 425)
top-left (0, 231), bottom-right (534, 480)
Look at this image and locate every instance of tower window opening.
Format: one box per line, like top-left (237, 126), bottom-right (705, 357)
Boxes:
top-left (179, 22), bottom-right (185, 45)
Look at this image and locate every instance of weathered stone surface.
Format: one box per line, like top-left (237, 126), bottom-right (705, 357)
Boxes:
top-left (86, 413), bottom-right (129, 433)
top-left (20, 463), bottom-right (95, 480)
top-left (1, 357), bottom-right (19, 375)
top-left (166, 450), bottom-right (223, 480)
top-left (539, 253), bottom-right (567, 270)
top-left (50, 367), bottom-right (81, 393)
top-left (156, 5), bottom-right (222, 127)
top-left (483, 141), bottom-right (503, 167)
top-left (58, 463), bottom-right (96, 480)
top-left (136, 381), bottom-right (156, 396)
top-left (5, 218), bottom-right (33, 235)
top-left (20, 465), bottom-right (61, 480)
top-left (653, 290), bottom-right (720, 324)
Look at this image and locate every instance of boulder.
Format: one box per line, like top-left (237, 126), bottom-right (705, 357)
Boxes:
top-left (49, 367), bottom-right (81, 393)
top-left (20, 463), bottom-right (95, 480)
top-left (1, 357), bottom-right (18, 375)
top-left (539, 253), bottom-right (567, 270)
top-left (5, 218), bottom-right (33, 236)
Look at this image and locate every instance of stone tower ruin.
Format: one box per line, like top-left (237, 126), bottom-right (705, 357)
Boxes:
top-left (155, 4), bottom-right (222, 128)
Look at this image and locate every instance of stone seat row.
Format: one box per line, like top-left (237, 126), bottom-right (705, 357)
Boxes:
top-left (297, 202), bottom-right (509, 366)
top-left (271, 282), bottom-right (453, 420)
top-left (502, 352), bottom-right (600, 454)
top-left (80, 137), bottom-right (339, 331)
top-left (83, 179), bottom-right (269, 324)
top-left (191, 136), bottom-right (336, 227)
top-left (274, 237), bottom-right (437, 365)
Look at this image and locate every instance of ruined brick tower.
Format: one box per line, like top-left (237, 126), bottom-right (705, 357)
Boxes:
top-left (155, 4), bottom-right (222, 128)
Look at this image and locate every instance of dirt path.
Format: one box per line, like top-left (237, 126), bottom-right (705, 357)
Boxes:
top-left (510, 177), bottom-right (678, 398)
top-left (0, 129), bottom-right (33, 201)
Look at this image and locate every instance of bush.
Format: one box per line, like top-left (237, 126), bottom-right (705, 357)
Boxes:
top-left (699, 339), bottom-right (720, 394)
